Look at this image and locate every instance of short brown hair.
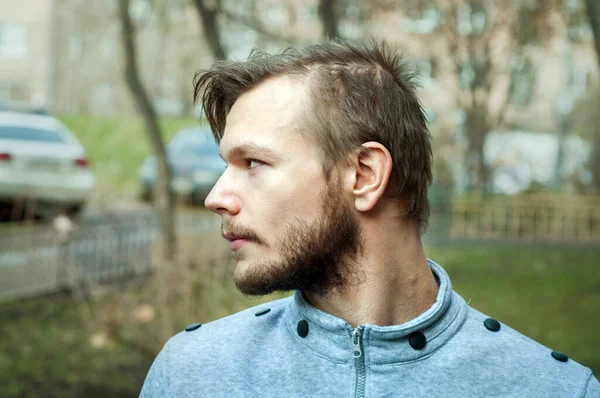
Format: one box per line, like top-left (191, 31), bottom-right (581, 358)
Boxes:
top-left (194, 39), bottom-right (433, 232)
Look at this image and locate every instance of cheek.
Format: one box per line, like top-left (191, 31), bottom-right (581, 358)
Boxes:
top-left (250, 169), bottom-right (325, 231)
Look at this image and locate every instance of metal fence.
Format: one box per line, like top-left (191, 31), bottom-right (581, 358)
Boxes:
top-left (0, 210), bottom-right (220, 301)
top-left (1, 194), bottom-right (598, 302)
top-left (446, 194), bottom-right (600, 245)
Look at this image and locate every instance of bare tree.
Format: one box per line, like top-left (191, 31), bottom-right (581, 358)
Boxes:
top-left (191, 0), bottom-right (226, 59)
top-left (190, 0), bottom-right (302, 63)
top-left (407, 0), bottom-right (558, 191)
top-left (560, 0), bottom-right (600, 191)
top-left (117, 0), bottom-right (176, 260)
top-left (584, 0), bottom-right (600, 190)
top-left (447, 2), bottom-right (512, 190)
top-left (585, 0), bottom-right (600, 67)
top-left (319, 0), bottom-right (340, 39)
top-left (221, 2), bottom-right (298, 44)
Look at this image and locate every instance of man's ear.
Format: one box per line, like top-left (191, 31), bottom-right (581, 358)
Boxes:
top-left (346, 142), bottom-right (393, 212)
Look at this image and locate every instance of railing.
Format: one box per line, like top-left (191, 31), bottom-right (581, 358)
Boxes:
top-left (447, 194), bottom-right (600, 244)
top-left (0, 210), bottom-right (220, 301)
top-left (2, 194), bottom-right (598, 302)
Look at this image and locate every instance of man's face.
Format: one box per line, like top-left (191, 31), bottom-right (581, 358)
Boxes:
top-left (205, 75), bottom-right (362, 296)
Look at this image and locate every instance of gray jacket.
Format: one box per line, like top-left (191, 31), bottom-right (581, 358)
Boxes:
top-left (140, 260), bottom-right (599, 397)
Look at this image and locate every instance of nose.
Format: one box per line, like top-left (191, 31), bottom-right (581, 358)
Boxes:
top-left (204, 173), bottom-right (241, 216)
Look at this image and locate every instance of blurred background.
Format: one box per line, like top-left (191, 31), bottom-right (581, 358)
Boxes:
top-left (0, 0), bottom-right (599, 396)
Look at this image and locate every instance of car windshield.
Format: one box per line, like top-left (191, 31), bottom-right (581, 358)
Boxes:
top-left (0, 125), bottom-right (67, 143)
top-left (169, 129), bottom-right (219, 156)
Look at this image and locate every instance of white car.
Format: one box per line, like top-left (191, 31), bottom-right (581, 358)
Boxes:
top-left (0, 111), bottom-right (95, 218)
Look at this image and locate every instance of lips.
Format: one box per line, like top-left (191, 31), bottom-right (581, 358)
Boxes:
top-left (230, 238), bottom-right (250, 250)
top-left (223, 232), bottom-right (252, 250)
top-left (223, 232), bottom-right (246, 242)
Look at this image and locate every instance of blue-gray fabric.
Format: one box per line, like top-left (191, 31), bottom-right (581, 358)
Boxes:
top-left (140, 260), bottom-right (599, 397)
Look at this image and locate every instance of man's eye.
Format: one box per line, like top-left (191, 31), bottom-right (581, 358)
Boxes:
top-left (247, 159), bottom-right (263, 169)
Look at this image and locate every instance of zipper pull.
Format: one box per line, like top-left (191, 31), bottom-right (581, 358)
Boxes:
top-left (352, 328), bottom-right (362, 358)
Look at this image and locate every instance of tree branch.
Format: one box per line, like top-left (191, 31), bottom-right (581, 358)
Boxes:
top-left (318, 0), bottom-right (340, 39)
top-left (220, 8), bottom-right (298, 44)
top-left (191, 0), bottom-right (226, 59)
top-left (585, 0), bottom-right (600, 69)
top-left (117, 0), bottom-right (176, 261)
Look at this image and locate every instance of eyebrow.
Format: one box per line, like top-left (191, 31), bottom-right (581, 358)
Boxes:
top-left (220, 143), bottom-right (282, 162)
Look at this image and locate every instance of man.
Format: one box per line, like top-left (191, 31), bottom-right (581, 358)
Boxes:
top-left (141, 40), bottom-right (598, 397)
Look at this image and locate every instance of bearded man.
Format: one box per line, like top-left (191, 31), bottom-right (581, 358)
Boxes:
top-left (140, 40), bottom-right (598, 397)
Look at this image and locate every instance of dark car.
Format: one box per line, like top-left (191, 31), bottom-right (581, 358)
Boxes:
top-left (138, 127), bottom-right (225, 204)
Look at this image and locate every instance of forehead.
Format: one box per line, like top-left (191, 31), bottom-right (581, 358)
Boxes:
top-left (220, 75), bottom-right (312, 153)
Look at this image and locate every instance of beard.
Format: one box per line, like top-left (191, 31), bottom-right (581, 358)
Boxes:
top-left (224, 177), bottom-right (363, 297)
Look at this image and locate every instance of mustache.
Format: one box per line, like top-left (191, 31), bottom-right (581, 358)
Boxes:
top-left (221, 220), bottom-right (263, 244)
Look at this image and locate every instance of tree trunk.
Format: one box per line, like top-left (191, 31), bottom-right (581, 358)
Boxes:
top-left (318, 0), bottom-right (339, 39)
top-left (586, 0), bottom-right (600, 69)
top-left (591, 134), bottom-right (600, 190)
top-left (585, 0), bottom-right (600, 191)
top-left (192, 0), bottom-right (226, 60)
top-left (465, 107), bottom-right (490, 191)
top-left (553, 116), bottom-right (570, 187)
top-left (117, 0), bottom-right (176, 261)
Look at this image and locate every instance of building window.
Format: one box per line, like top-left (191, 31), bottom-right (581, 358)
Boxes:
top-left (68, 36), bottom-right (82, 60)
top-left (399, 6), bottom-right (440, 34)
top-left (300, 4), bottom-right (318, 23)
top-left (90, 83), bottom-right (114, 115)
top-left (160, 74), bottom-right (176, 94)
top-left (265, 3), bottom-right (286, 25)
top-left (459, 63), bottom-right (475, 88)
top-left (99, 36), bottom-right (115, 64)
top-left (0, 24), bottom-right (28, 59)
top-left (509, 58), bottom-right (534, 106)
top-left (414, 59), bottom-right (436, 88)
top-left (0, 84), bottom-right (10, 99)
top-left (129, 0), bottom-right (153, 23)
top-left (570, 66), bottom-right (589, 98)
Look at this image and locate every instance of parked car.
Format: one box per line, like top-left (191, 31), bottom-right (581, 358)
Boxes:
top-left (0, 111), bottom-right (95, 219)
top-left (138, 126), bottom-right (225, 204)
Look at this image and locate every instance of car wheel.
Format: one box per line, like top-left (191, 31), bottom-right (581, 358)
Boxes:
top-left (67, 203), bottom-right (85, 219)
top-left (139, 186), bottom-right (153, 203)
top-left (0, 201), bottom-right (24, 222)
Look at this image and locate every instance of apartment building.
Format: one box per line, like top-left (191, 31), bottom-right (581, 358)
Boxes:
top-left (0, 0), bottom-right (597, 135)
top-left (0, 0), bottom-right (54, 105)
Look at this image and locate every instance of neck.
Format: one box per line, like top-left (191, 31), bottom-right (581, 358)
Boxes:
top-left (304, 215), bottom-right (439, 328)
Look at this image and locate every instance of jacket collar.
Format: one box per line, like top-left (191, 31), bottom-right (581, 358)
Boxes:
top-left (284, 259), bottom-right (468, 364)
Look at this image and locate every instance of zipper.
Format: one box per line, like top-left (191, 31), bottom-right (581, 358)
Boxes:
top-left (352, 327), bottom-right (366, 398)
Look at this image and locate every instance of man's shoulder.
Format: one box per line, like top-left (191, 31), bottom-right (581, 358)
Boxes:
top-left (140, 296), bottom-right (296, 397)
top-left (165, 295), bottom-right (292, 355)
top-left (452, 304), bottom-right (597, 395)
top-left (462, 305), bottom-right (573, 361)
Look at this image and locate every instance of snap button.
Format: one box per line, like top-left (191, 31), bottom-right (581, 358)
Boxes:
top-left (409, 332), bottom-right (426, 350)
top-left (255, 308), bottom-right (271, 316)
top-left (184, 322), bottom-right (201, 332)
top-left (551, 350), bottom-right (569, 362)
top-left (297, 320), bottom-right (309, 338)
top-left (484, 318), bottom-right (501, 332)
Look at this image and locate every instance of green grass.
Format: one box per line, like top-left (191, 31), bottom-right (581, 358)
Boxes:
top-left (426, 244), bottom-right (600, 373)
top-left (57, 114), bottom-right (200, 192)
top-left (0, 244), bottom-right (598, 397)
top-left (0, 292), bottom-right (151, 398)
